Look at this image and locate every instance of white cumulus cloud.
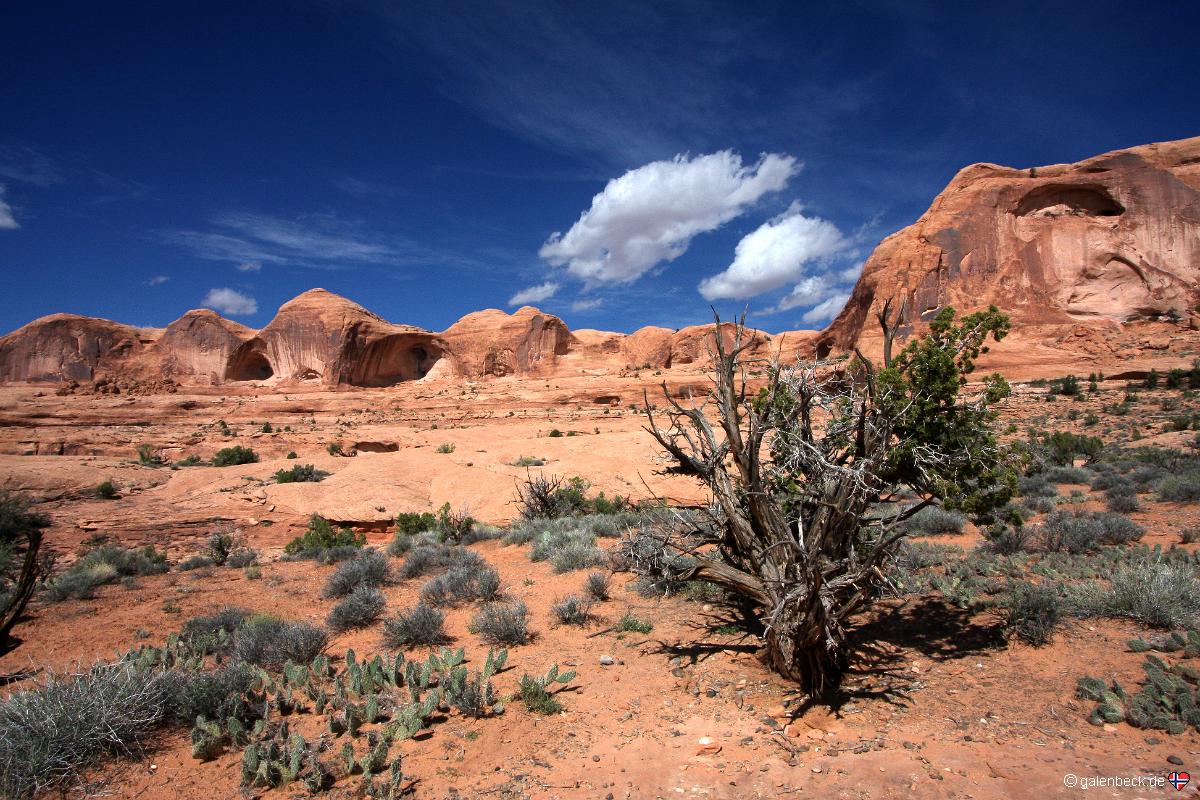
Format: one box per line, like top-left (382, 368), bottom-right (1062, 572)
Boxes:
top-left (801, 293), bottom-right (849, 325)
top-left (0, 185), bottom-right (18, 230)
top-left (201, 287), bottom-right (258, 316)
top-left (698, 202), bottom-right (845, 300)
top-left (539, 151), bottom-right (796, 285)
top-left (508, 281), bottom-right (559, 306)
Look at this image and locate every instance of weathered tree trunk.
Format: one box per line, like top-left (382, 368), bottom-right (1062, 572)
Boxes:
top-left (763, 596), bottom-right (848, 698)
top-left (0, 528), bottom-right (43, 654)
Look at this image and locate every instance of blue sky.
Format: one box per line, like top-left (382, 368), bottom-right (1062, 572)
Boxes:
top-left (1, 1), bottom-right (1196, 335)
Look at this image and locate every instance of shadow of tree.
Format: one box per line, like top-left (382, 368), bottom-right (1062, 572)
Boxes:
top-left (784, 597), bottom-right (1008, 715)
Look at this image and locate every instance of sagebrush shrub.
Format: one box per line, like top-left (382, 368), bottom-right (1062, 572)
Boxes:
top-left (382, 603), bottom-right (448, 647)
top-left (1018, 474), bottom-right (1058, 498)
top-left (905, 505), bottom-right (966, 536)
top-left (326, 586), bottom-right (387, 632)
top-left (225, 547), bottom-right (259, 568)
top-left (1160, 473), bottom-right (1200, 503)
top-left (551, 595), bottom-right (593, 625)
top-left (0, 664), bottom-right (172, 799)
top-left (230, 616), bottom-right (327, 668)
top-left (419, 563), bottom-right (501, 607)
top-left (321, 551), bottom-right (391, 598)
top-left (180, 607), bottom-right (250, 653)
top-left (178, 555), bottom-right (215, 571)
top-left (1105, 562), bottom-right (1200, 628)
top-left (46, 545), bottom-right (169, 602)
top-left (470, 601), bottom-right (530, 645)
top-left (584, 571), bottom-right (611, 601)
top-left (1006, 582), bottom-right (1062, 646)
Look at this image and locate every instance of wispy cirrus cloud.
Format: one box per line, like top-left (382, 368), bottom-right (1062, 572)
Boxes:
top-left (0, 185), bottom-right (18, 230)
top-left (146, 275), bottom-right (170, 286)
top-left (356, 1), bottom-right (779, 165)
top-left (0, 145), bottom-right (65, 187)
top-left (164, 211), bottom-right (432, 269)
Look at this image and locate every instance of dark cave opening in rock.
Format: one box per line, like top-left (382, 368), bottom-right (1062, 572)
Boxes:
top-left (225, 345), bottom-right (274, 381)
top-left (1014, 184), bottom-right (1125, 217)
top-left (346, 336), bottom-right (442, 386)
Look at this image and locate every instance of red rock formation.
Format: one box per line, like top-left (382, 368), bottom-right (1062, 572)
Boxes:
top-left (0, 314), bottom-right (153, 382)
top-left (820, 137), bottom-right (1200, 356)
top-left (157, 309), bottom-right (254, 382)
top-left (225, 289), bottom-right (446, 386)
top-left (440, 306), bottom-right (575, 377)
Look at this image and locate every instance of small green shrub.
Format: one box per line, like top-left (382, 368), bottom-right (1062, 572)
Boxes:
top-left (435, 443), bottom-right (456, 454)
top-left (547, 429), bottom-right (563, 438)
top-left (136, 444), bottom-right (163, 466)
top-left (283, 515), bottom-right (365, 558)
top-left (95, 481), bottom-right (118, 500)
top-left (46, 545), bottom-right (169, 601)
top-left (286, 451), bottom-right (297, 459)
top-left (394, 511), bottom-right (438, 538)
top-left (211, 446), bottom-right (258, 467)
top-left (273, 464), bottom-right (329, 483)
top-left (614, 614), bottom-right (653, 634)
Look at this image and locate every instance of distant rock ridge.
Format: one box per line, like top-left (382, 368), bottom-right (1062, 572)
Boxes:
top-left (3, 137), bottom-right (1198, 387)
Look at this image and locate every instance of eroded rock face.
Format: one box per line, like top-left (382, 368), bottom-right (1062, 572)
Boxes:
top-left (0, 314), bottom-right (152, 382)
top-left (440, 306), bottom-right (575, 377)
top-left (226, 289), bottom-right (446, 385)
top-left (820, 136), bottom-right (1200, 355)
top-left (158, 310), bottom-right (255, 381)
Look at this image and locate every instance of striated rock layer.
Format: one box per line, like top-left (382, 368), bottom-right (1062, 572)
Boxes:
top-left (819, 136), bottom-right (1200, 357)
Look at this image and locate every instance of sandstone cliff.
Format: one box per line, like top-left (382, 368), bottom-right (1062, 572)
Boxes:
top-left (0, 314), bottom-right (155, 382)
top-left (439, 306), bottom-right (575, 377)
top-left (819, 137), bottom-right (1200, 356)
top-left (225, 289), bottom-right (446, 385)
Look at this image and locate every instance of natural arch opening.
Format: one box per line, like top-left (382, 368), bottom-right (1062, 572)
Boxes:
top-left (345, 336), bottom-right (443, 386)
top-left (225, 343), bottom-right (274, 381)
top-left (1013, 184), bottom-right (1125, 217)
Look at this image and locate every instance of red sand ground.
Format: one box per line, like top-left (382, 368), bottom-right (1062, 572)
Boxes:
top-left (1, 374), bottom-right (1199, 799)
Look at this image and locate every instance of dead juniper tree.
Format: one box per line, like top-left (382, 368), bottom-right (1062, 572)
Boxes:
top-left (640, 303), bottom-right (1015, 697)
top-left (0, 491), bottom-right (51, 654)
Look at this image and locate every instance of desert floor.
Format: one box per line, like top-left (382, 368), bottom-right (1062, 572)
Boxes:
top-left (1, 369), bottom-right (1199, 799)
